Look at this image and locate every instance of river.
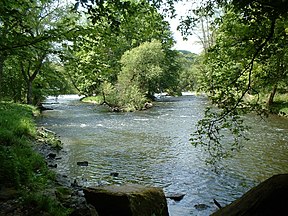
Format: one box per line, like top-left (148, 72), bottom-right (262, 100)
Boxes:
top-left (38, 94), bottom-right (288, 215)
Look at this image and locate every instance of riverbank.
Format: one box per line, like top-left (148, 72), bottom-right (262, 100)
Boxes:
top-left (0, 102), bottom-right (91, 216)
top-left (0, 101), bottom-right (171, 215)
top-left (37, 94), bottom-right (288, 215)
top-left (81, 96), bottom-right (103, 104)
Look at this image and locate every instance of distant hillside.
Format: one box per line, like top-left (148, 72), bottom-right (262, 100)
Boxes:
top-left (178, 50), bottom-right (192, 54)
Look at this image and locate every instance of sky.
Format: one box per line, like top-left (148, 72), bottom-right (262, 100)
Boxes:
top-left (167, 1), bottom-right (203, 54)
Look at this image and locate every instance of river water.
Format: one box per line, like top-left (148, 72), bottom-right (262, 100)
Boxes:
top-left (38, 94), bottom-right (288, 215)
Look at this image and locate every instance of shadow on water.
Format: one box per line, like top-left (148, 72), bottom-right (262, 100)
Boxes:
top-left (38, 95), bottom-right (288, 216)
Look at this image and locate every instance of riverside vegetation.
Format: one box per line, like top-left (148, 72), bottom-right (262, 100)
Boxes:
top-left (0, 0), bottom-right (288, 214)
top-left (0, 102), bottom-right (71, 216)
top-left (1, 0), bottom-right (288, 160)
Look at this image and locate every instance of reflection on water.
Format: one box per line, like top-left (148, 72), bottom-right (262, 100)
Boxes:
top-left (38, 95), bottom-right (288, 215)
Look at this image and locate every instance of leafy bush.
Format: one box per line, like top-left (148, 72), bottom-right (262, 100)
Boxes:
top-left (101, 40), bottom-right (167, 111)
top-left (117, 84), bottom-right (146, 112)
top-left (102, 81), bottom-right (118, 106)
top-left (119, 40), bottom-right (165, 98)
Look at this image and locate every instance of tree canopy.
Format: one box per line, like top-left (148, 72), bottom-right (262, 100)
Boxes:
top-left (0, 0), bottom-right (78, 103)
top-left (184, 0), bottom-right (288, 163)
top-left (1, 0), bottom-right (287, 163)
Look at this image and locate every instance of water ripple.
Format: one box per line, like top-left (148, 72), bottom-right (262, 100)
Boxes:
top-left (38, 95), bottom-right (288, 216)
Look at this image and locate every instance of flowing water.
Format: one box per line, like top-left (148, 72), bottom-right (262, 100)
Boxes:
top-left (38, 94), bottom-right (288, 215)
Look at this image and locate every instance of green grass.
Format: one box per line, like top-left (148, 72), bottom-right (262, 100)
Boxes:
top-left (0, 102), bottom-right (44, 187)
top-left (0, 103), bottom-right (38, 145)
top-left (23, 193), bottom-right (71, 216)
top-left (0, 102), bottom-right (69, 215)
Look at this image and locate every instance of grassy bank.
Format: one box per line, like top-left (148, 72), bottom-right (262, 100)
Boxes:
top-left (0, 102), bottom-right (70, 216)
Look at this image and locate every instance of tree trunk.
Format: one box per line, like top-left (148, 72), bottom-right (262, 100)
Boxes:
top-left (267, 85), bottom-right (277, 107)
top-left (20, 54), bottom-right (45, 105)
top-left (26, 79), bottom-right (33, 105)
top-left (0, 54), bottom-right (6, 98)
top-left (200, 17), bottom-right (208, 53)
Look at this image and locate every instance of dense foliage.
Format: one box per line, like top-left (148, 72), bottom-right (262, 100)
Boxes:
top-left (182, 1), bottom-right (288, 163)
top-left (65, 1), bottom-right (179, 110)
top-left (101, 40), bottom-right (178, 111)
top-left (0, 0), bottom-right (77, 104)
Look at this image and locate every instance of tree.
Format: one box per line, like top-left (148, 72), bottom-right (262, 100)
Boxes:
top-left (64, 0), bottom-right (176, 97)
top-left (20, 49), bottom-right (46, 105)
top-left (0, 0), bottom-right (55, 91)
top-left (99, 39), bottom-right (181, 112)
top-left (102, 40), bottom-right (169, 111)
top-left (120, 40), bottom-right (166, 96)
top-left (190, 4), bottom-right (288, 163)
top-left (177, 51), bottom-right (200, 92)
top-left (0, 0), bottom-right (78, 104)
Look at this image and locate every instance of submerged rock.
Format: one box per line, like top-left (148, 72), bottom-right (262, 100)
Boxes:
top-left (77, 161), bottom-right (88, 166)
top-left (110, 172), bottom-right (119, 177)
top-left (47, 152), bottom-right (57, 159)
top-left (194, 203), bottom-right (209, 211)
top-left (38, 103), bottom-right (53, 111)
top-left (48, 163), bottom-right (57, 168)
top-left (83, 184), bottom-right (169, 216)
top-left (212, 174), bottom-right (288, 216)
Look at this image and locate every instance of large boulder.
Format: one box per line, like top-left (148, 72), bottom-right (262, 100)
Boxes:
top-left (212, 174), bottom-right (288, 216)
top-left (83, 184), bottom-right (169, 216)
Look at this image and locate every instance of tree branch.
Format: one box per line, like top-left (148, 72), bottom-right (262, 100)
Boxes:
top-left (208, 17), bottom-right (277, 128)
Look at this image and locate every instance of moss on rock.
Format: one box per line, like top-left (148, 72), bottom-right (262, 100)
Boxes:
top-left (84, 184), bottom-right (169, 216)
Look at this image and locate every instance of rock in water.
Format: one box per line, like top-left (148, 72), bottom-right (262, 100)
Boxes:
top-left (110, 172), bottom-right (119, 177)
top-left (212, 174), bottom-right (288, 216)
top-left (47, 152), bottom-right (57, 159)
top-left (194, 203), bottom-right (209, 211)
top-left (77, 161), bottom-right (88, 166)
top-left (166, 193), bottom-right (185, 201)
top-left (83, 184), bottom-right (169, 216)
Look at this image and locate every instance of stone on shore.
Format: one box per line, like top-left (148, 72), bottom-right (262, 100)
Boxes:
top-left (83, 184), bottom-right (169, 216)
top-left (212, 174), bottom-right (288, 216)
